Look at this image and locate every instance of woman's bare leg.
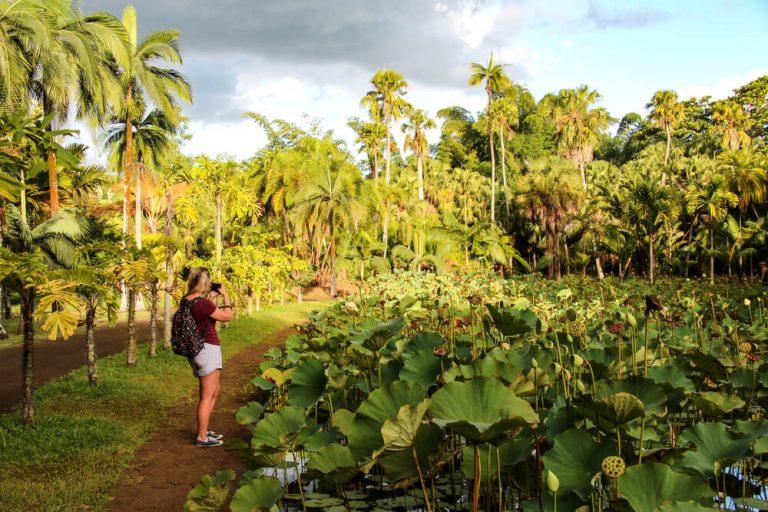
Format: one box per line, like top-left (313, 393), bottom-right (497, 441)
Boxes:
top-left (196, 370), bottom-right (221, 440)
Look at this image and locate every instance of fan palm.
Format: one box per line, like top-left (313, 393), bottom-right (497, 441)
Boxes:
top-left (291, 146), bottom-right (365, 296)
top-left (685, 173), bottom-right (738, 284)
top-left (469, 54), bottom-right (510, 222)
top-left (401, 108), bottom-right (435, 201)
top-left (621, 172), bottom-right (679, 284)
top-left (516, 157), bottom-right (583, 280)
top-left (646, 90), bottom-right (684, 168)
top-left (361, 69), bottom-right (410, 184)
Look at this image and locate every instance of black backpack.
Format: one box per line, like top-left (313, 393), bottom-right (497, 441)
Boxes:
top-left (171, 297), bottom-right (206, 357)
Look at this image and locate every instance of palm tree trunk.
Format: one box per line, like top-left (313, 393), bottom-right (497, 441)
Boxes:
top-left (664, 125), bottom-right (671, 166)
top-left (417, 154), bottom-right (424, 201)
top-left (579, 160), bottom-right (587, 192)
top-left (385, 109), bottom-right (392, 184)
top-left (124, 111), bottom-right (134, 239)
top-left (21, 287), bottom-right (36, 425)
top-left (134, 164), bottom-right (142, 249)
top-left (489, 128), bottom-right (496, 223)
top-left (126, 289), bottom-right (137, 367)
top-left (499, 128), bottom-right (510, 217)
top-left (553, 231), bottom-right (561, 280)
top-left (330, 220), bottom-right (337, 297)
top-left (382, 212), bottom-right (389, 258)
top-left (710, 225), bottom-right (715, 285)
top-left (215, 190), bottom-right (223, 267)
top-left (163, 190), bottom-right (174, 349)
top-left (649, 232), bottom-right (655, 284)
top-left (47, 149), bottom-right (60, 216)
top-left (546, 232), bottom-right (554, 279)
top-left (20, 168), bottom-right (27, 228)
top-left (738, 209), bottom-right (744, 278)
top-left (149, 290), bottom-right (157, 356)
top-left (86, 300), bottom-right (98, 386)
top-left (373, 153), bottom-right (379, 181)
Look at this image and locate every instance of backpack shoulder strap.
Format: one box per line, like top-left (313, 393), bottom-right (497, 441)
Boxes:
top-left (188, 296), bottom-right (204, 308)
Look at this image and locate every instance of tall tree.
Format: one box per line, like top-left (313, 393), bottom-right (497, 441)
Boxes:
top-left (712, 100), bottom-right (752, 151)
top-left (646, 90), bottom-right (685, 168)
top-left (114, 5), bottom-right (191, 245)
top-left (361, 69), bottom-right (410, 184)
top-left (469, 54), bottom-right (510, 222)
top-left (401, 108), bottom-right (435, 201)
top-left (686, 172), bottom-right (739, 284)
top-left (547, 85), bottom-right (610, 191)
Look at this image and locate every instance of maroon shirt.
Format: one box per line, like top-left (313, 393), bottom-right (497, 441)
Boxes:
top-left (190, 297), bottom-right (220, 346)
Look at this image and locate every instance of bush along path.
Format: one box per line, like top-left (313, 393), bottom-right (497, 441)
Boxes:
top-left (0, 303), bottom-right (320, 512)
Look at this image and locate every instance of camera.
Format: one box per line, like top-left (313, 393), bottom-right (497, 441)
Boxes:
top-left (210, 282), bottom-right (222, 293)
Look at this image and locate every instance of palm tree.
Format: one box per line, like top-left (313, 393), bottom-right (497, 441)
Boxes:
top-left (718, 149), bottom-right (766, 274)
top-left (194, 156), bottom-right (242, 269)
top-left (361, 69), bottom-right (410, 184)
top-left (516, 157), bottom-right (583, 280)
top-left (686, 172), bottom-right (738, 284)
top-left (401, 108), bottom-right (436, 201)
top-left (469, 54), bottom-right (510, 222)
top-left (113, 5), bottom-right (191, 244)
top-left (25, 3), bottom-right (128, 217)
top-left (1, 204), bottom-right (85, 423)
top-left (548, 85), bottom-right (610, 191)
top-left (117, 247), bottom-right (151, 367)
top-left (104, 107), bottom-right (179, 249)
top-left (0, 0), bottom-right (49, 111)
top-left (621, 171), bottom-right (679, 284)
top-left (348, 117), bottom-right (386, 180)
top-left (712, 100), bottom-right (752, 151)
top-left (646, 90), bottom-right (685, 168)
top-left (291, 144), bottom-right (365, 296)
top-left (489, 94), bottom-right (519, 215)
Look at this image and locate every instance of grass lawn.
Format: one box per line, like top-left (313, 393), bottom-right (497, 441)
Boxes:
top-left (0, 302), bottom-right (322, 512)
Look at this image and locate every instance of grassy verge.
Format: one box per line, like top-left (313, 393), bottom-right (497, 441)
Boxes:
top-left (0, 301), bottom-right (322, 512)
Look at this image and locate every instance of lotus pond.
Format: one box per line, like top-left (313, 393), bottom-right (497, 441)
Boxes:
top-left (187, 272), bottom-right (768, 512)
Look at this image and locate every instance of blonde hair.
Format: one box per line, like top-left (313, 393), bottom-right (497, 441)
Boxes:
top-left (186, 267), bottom-right (211, 296)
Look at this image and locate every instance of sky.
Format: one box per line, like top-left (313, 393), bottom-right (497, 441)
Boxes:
top-left (79, 0), bottom-right (768, 162)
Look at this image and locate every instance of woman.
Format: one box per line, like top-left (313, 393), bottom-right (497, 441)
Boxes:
top-left (184, 267), bottom-right (233, 447)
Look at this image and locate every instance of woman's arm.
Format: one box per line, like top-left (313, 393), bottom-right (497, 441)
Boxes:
top-left (209, 286), bottom-right (233, 322)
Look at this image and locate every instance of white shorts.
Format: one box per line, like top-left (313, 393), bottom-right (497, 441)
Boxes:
top-left (187, 343), bottom-right (223, 377)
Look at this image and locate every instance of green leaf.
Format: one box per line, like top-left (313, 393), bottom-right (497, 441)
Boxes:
top-left (541, 429), bottom-right (615, 500)
top-left (184, 469), bottom-right (235, 512)
top-left (618, 463), bottom-right (714, 512)
top-left (251, 406), bottom-right (306, 453)
top-left (692, 392), bottom-right (745, 417)
top-left (676, 422), bottom-right (751, 478)
top-left (398, 349), bottom-right (442, 387)
top-left (429, 377), bottom-right (539, 443)
top-left (230, 476), bottom-right (283, 512)
top-left (288, 359), bottom-right (328, 407)
top-left (236, 402), bottom-right (264, 425)
top-left (487, 305), bottom-right (540, 337)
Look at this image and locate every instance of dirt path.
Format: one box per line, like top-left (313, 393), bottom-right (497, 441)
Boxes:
top-left (0, 317), bottom-right (153, 413)
top-left (106, 326), bottom-right (292, 512)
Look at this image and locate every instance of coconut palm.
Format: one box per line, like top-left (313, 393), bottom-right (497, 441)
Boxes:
top-left (469, 54), bottom-right (510, 222)
top-left (516, 157), bottom-right (584, 280)
top-left (621, 171), bottom-right (679, 284)
top-left (361, 69), bottom-right (410, 184)
top-left (113, 5), bottom-right (191, 244)
top-left (291, 144), bottom-right (365, 296)
top-left (646, 90), bottom-right (685, 168)
top-left (548, 85), bottom-right (611, 192)
top-left (685, 173), bottom-right (738, 284)
top-left (401, 108), bottom-right (435, 201)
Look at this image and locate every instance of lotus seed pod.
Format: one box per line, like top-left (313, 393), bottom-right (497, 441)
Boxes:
top-left (738, 342), bottom-right (752, 354)
top-left (553, 362), bottom-right (562, 373)
top-left (626, 313), bottom-right (637, 328)
top-left (531, 358), bottom-right (539, 369)
top-left (501, 342), bottom-right (511, 350)
top-left (714, 461), bottom-right (721, 474)
top-left (545, 470), bottom-right (560, 492)
top-left (575, 379), bottom-right (586, 393)
top-left (573, 354), bottom-right (584, 367)
top-left (601, 456), bottom-right (626, 479)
